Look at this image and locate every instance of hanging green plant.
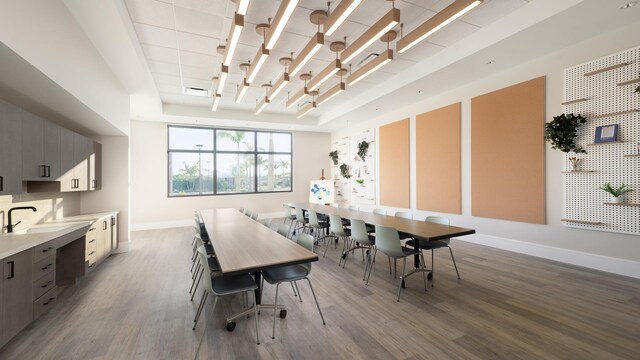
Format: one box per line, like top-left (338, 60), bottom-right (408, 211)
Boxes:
top-left (357, 141), bottom-right (370, 161)
top-left (340, 163), bottom-right (351, 179)
top-left (329, 150), bottom-right (339, 165)
top-left (635, 85), bottom-right (639, 94)
top-left (356, 179), bottom-right (365, 186)
top-left (544, 113), bottom-right (587, 153)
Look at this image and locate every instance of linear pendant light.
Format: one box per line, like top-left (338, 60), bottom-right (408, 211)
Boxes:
top-left (235, 78), bottom-right (250, 103)
top-left (247, 44), bottom-right (269, 83)
top-left (317, 82), bottom-right (345, 106)
top-left (340, 8), bottom-right (399, 64)
top-left (211, 93), bottom-right (221, 111)
top-left (236, 0), bottom-right (250, 15)
top-left (308, 59), bottom-right (341, 91)
top-left (216, 64), bottom-right (229, 94)
top-left (268, 73), bottom-right (289, 101)
top-left (347, 49), bottom-right (393, 86)
top-left (223, 13), bottom-right (244, 66)
top-left (296, 101), bottom-right (316, 119)
top-left (289, 32), bottom-right (325, 77)
top-left (255, 96), bottom-right (270, 114)
top-left (397, 0), bottom-right (482, 54)
top-left (324, 0), bottom-right (363, 36)
top-left (265, 0), bottom-right (300, 50)
top-left (286, 87), bottom-right (309, 108)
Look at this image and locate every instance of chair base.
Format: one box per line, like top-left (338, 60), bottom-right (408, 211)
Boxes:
top-left (226, 303), bottom-right (286, 323)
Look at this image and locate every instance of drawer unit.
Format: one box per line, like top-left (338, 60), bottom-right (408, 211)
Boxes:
top-left (85, 242), bottom-right (97, 259)
top-left (32, 255), bottom-right (56, 281)
top-left (33, 270), bottom-right (55, 300)
top-left (85, 255), bottom-right (97, 273)
top-left (33, 242), bottom-right (56, 263)
top-left (33, 287), bottom-right (58, 320)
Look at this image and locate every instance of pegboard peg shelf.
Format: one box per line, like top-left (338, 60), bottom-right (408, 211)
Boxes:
top-left (583, 62), bottom-right (630, 77)
top-left (561, 219), bottom-right (603, 225)
top-left (591, 109), bottom-right (640, 119)
top-left (561, 98), bottom-right (589, 105)
top-left (617, 78), bottom-right (640, 86)
top-left (623, 154), bottom-right (640, 158)
top-left (604, 202), bottom-right (640, 207)
top-left (587, 141), bottom-right (626, 147)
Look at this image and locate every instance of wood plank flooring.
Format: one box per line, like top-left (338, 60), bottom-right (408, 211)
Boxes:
top-left (1, 220), bottom-right (639, 360)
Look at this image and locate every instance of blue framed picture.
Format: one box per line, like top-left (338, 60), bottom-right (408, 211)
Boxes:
top-left (594, 124), bottom-right (619, 143)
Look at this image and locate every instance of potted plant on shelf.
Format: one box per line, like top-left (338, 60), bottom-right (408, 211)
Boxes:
top-left (329, 150), bottom-right (339, 165)
top-left (544, 113), bottom-right (587, 153)
top-left (356, 179), bottom-right (365, 187)
top-left (340, 163), bottom-right (351, 179)
top-left (635, 85), bottom-right (639, 94)
top-left (599, 183), bottom-right (633, 203)
top-left (357, 141), bottom-right (370, 161)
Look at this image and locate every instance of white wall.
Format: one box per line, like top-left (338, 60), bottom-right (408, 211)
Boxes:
top-left (80, 136), bottom-right (130, 251)
top-left (129, 120), bottom-right (331, 230)
top-left (332, 22), bottom-right (640, 277)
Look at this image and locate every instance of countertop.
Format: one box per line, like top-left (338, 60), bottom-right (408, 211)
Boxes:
top-left (0, 211), bottom-right (119, 260)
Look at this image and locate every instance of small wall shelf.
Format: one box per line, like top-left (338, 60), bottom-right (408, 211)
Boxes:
top-left (587, 141), bottom-right (625, 147)
top-left (591, 109), bottom-right (639, 119)
top-left (561, 218), bottom-right (603, 225)
top-left (604, 202), bottom-right (640, 207)
top-left (617, 78), bottom-right (640, 86)
top-left (561, 170), bottom-right (596, 173)
top-left (583, 62), bottom-right (629, 76)
top-left (623, 154), bottom-right (640, 158)
top-left (562, 98), bottom-right (589, 105)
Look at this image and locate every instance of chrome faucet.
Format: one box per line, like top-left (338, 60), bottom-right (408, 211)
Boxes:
top-left (6, 206), bottom-right (37, 233)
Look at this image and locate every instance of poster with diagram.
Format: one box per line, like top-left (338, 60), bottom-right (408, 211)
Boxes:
top-left (308, 180), bottom-right (335, 204)
top-left (350, 129), bottom-right (376, 205)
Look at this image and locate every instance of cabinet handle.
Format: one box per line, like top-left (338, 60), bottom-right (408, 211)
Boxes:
top-left (41, 264), bottom-right (52, 270)
top-left (103, 221), bottom-right (107, 230)
top-left (92, 179), bottom-right (97, 189)
top-left (88, 227), bottom-right (95, 232)
top-left (111, 217), bottom-right (116, 226)
top-left (88, 239), bottom-right (96, 244)
top-left (43, 297), bottom-right (54, 306)
top-left (41, 280), bottom-right (53, 288)
top-left (41, 247), bottom-right (53, 253)
top-left (0, 175), bottom-right (3, 191)
top-left (40, 165), bottom-right (47, 177)
top-left (6, 261), bottom-right (14, 279)
top-left (88, 251), bottom-right (96, 256)
top-left (46, 165), bottom-right (51, 178)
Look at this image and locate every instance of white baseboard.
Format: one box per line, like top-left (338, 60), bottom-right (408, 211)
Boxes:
top-left (458, 234), bottom-right (640, 279)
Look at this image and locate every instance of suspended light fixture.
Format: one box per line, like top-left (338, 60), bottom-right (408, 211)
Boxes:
top-left (289, 10), bottom-right (327, 77)
top-left (286, 72), bottom-right (311, 108)
top-left (317, 69), bottom-right (346, 106)
top-left (216, 64), bottom-right (229, 94)
top-left (347, 30), bottom-right (395, 86)
top-left (255, 84), bottom-right (272, 115)
top-left (268, 57), bottom-right (292, 101)
top-left (265, 0), bottom-right (300, 50)
top-left (324, 0), bottom-right (363, 36)
top-left (223, 13), bottom-right (244, 66)
top-left (247, 24), bottom-right (271, 83)
top-left (211, 93), bottom-right (221, 111)
top-left (296, 90), bottom-right (318, 119)
top-left (235, 0), bottom-right (251, 15)
top-left (397, 0), bottom-right (483, 54)
top-left (308, 41), bottom-right (345, 91)
top-left (235, 63), bottom-right (251, 103)
top-left (340, 3), bottom-right (399, 64)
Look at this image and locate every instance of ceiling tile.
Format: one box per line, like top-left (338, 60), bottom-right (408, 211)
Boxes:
top-left (179, 51), bottom-right (217, 68)
top-left (180, 64), bottom-right (213, 79)
top-left (148, 60), bottom-right (181, 76)
top-left (177, 31), bottom-right (220, 55)
top-left (174, 6), bottom-right (225, 38)
top-left (143, 44), bottom-right (179, 63)
top-left (126, 0), bottom-right (174, 28)
top-left (173, 0), bottom-right (227, 16)
top-left (134, 23), bottom-right (177, 48)
top-left (460, 0), bottom-right (528, 27)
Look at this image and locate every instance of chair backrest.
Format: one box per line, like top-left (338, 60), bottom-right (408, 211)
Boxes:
top-left (330, 203), bottom-right (339, 208)
top-left (295, 207), bottom-right (306, 223)
top-left (374, 225), bottom-right (405, 257)
top-left (298, 233), bottom-right (314, 252)
top-left (196, 246), bottom-right (215, 294)
top-left (283, 204), bottom-right (294, 219)
top-left (350, 219), bottom-right (372, 245)
top-left (425, 216), bottom-right (449, 226)
top-left (395, 211), bottom-right (413, 220)
top-left (245, 210), bottom-right (252, 217)
top-left (372, 208), bottom-right (386, 215)
top-left (277, 224), bottom-right (290, 238)
top-left (348, 205), bottom-right (359, 211)
top-left (239, 207), bottom-right (245, 213)
top-left (251, 212), bottom-right (259, 220)
top-left (308, 210), bottom-right (321, 227)
top-left (194, 219), bottom-right (202, 236)
top-left (329, 214), bottom-right (347, 237)
top-left (261, 218), bottom-right (272, 228)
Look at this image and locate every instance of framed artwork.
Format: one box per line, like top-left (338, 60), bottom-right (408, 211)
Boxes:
top-left (594, 124), bottom-right (619, 143)
top-left (309, 180), bottom-right (335, 204)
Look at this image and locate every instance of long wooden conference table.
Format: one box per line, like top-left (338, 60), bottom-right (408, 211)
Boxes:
top-left (199, 208), bottom-right (318, 323)
top-left (289, 203), bottom-right (476, 279)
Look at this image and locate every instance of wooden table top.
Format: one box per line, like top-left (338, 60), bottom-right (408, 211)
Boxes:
top-left (200, 208), bottom-right (318, 275)
top-left (289, 203), bottom-right (476, 241)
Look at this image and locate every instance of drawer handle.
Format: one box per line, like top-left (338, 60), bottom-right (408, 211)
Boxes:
top-left (88, 251), bottom-right (96, 256)
top-left (89, 264), bottom-right (94, 268)
top-left (41, 264), bottom-right (53, 270)
top-left (41, 280), bottom-right (53, 288)
top-left (88, 239), bottom-right (96, 244)
top-left (88, 228), bottom-right (96, 232)
top-left (41, 247), bottom-right (53, 253)
top-left (43, 298), bottom-right (54, 306)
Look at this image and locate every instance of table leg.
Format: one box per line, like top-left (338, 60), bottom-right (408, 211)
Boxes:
top-left (254, 271), bottom-right (262, 305)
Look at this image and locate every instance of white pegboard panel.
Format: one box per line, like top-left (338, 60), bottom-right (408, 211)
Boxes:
top-left (563, 46), bottom-right (640, 235)
top-left (350, 129), bottom-right (376, 205)
top-left (331, 136), bottom-right (350, 205)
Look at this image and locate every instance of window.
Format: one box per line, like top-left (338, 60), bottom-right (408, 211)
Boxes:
top-left (168, 126), bottom-right (292, 196)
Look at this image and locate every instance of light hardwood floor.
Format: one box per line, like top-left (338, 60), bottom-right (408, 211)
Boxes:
top-left (1, 221), bottom-right (639, 360)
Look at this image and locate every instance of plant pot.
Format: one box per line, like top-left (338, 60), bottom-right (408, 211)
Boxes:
top-left (611, 196), bottom-right (623, 203)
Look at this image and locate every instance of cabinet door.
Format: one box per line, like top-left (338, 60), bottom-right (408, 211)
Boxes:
top-left (2, 249), bottom-right (33, 344)
top-left (103, 218), bottom-right (112, 258)
top-left (59, 127), bottom-right (76, 192)
top-left (0, 256), bottom-right (4, 347)
top-left (21, 111), bottom-right (45, 181)
top-left (74, 134), bottom-right (91, 191)
top-left (95, 220), bottom-right (105, 263)
top-left (0, 100), bottom-right (23, 195)
top-left (90, 141), bottom-right (101, 191)
top-left (111, 215), bottom-right (118, 252)
top-left (43, 120), bottom-right (61, 180)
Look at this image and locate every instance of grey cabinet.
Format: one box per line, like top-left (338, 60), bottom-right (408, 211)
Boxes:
top-left (59, 128), bottom-right (93, 192)
top-left (90, 141), bottom-right (101, 191)
top-left (0, 255), bottom-right (4, 346)
top-left (21, 112), bottom-right (61, 181)
top-left (1, 249), bottom-right (33, 348)
top-left (0, 100), bottom-right (23, 195)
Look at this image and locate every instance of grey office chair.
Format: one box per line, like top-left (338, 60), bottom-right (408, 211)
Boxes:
top-left (372, 208), bottom-right (387, 215)
top-left (283, 204), bottom-right (297, 234)
top-left (327, 213), bottom-right (350, 258)
top-left (294, 207), bottom-right (308, 235)
top-left (251, 212), bottom-right (259, 220)
top-left (308, 209), bottom-right (330, 245)
top-left (189, 234), bottom-right (220, 301)
top-left (407, 216), bottom-right (460, 287)
top-left (350, 218), bottom-right (391, 279)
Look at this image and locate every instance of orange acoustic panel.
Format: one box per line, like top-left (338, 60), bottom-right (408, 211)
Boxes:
top-left (416, 103), bottom-right (461, 214)
top-left (471, 76), bottom-right (546, 224)
top-left (379, 118), bottom-right (410, 208)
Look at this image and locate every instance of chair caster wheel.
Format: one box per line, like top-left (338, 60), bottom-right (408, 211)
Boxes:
top-left (427, 272), bottom-right (432, 280)
top-left (341, 254), bottom-right (346, 260)
top-left (279, 309), bottom-right (287, 319)
top-left (226, 322), bottom-right (236, 332)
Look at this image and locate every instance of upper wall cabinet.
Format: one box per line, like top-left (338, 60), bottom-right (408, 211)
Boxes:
top-left (59, 128), bottom-right (97, 192)
top-left (0, 100), bottom-right (23, 195)
top-left (22, 112), bottom-right (61, 181)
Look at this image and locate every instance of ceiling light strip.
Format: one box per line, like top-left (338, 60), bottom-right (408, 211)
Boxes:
top-left (286, 87), bottom-right (309, 108)
top-left (324, 0), bottom-right (363, 36)
top-left (397, 0), bottom-right (482, 54)
top-left (307, 59), bottom-right (341, 91)
top-left (296, 101), bottom-right (316, 119)
top-left (347, 49), bottom-right (393, 86)
top-left (247, 44), bottom-right (270, 83)
top-left (255, 96), bottom-right (270, 114)
top-left (268, 73), bottom-right (290, 101)
top-left (340, 8), bottom-right (399, 64)
top-left (223, 13), bottom-right (244, 66)
top-left (265, 0), bottom-right (300, 50)
top-left (235, 79), bottom-right (250, 103)
top-left (289, 33), bottom-right (325, 77)
top-left (211, 93), bottom-right (221, 111)
top-left (216, 64), bottom-right (229, 94)
top-left (236, 0), bottom-right (250, 15)
top-left (317, 82), bottom-right (345, 106)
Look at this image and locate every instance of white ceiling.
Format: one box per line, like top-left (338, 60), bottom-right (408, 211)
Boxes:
top-left (124, 0), bottom-right (530, 116)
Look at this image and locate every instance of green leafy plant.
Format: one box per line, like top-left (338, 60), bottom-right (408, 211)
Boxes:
top-left (329, 150), bottom-right (339, 165)
top-left (635, 85), bottom-right (639, 94)
top-left (357, 141), bottom-right (370, 161)
top-left (599, 183), bottom-right (633, 197)
top-left (340, 163), bottom-right (351, 179)
top-left (544, 113), bottom-right (587, 153)
top-left (356, 179), bottom-right (365, 185)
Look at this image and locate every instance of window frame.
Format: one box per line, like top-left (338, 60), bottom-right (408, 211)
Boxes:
top-left (167, 125), bottom-right (293, 197)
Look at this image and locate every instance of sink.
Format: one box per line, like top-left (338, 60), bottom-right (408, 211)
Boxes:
top-left (13, 224), bottom-right (73, 235)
